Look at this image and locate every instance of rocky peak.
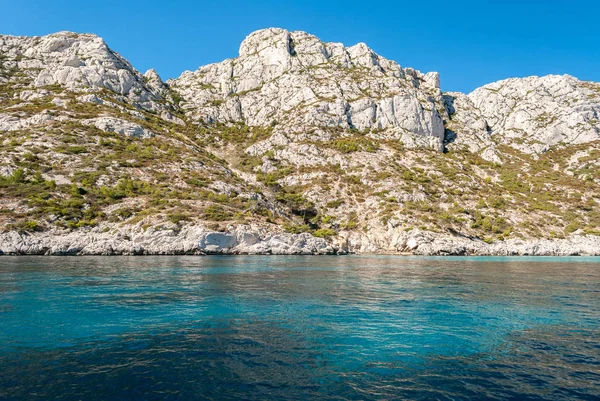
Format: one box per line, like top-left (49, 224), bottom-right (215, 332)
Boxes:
top-left (143, 68), bottom-right (167, 95)
top-left (238, 28), bottom-right (296, 58)
top-left (171, 28), bottom-right (447, 150)
top-left (237, 28), bottom-right (391, 74)
top-left (0, 31), bottom-right (166, 111)
top-left (143, 68), bottom-right (162, 82)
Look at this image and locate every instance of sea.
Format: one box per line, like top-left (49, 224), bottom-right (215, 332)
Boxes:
top-left (0, 255), bottom-right (599, 400)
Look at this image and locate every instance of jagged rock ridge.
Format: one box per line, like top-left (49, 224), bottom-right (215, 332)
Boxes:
top-left (0, 32), bottom-right (166, 108)
top-left (171, 28), bottom-right (447, 151)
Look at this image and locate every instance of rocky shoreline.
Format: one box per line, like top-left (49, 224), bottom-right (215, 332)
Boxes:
top-left (1, 225), bottom-right (599, 256)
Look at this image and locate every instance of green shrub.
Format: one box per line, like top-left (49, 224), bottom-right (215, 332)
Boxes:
top-left (342, 212), bottom-right (359, 229)
top-left (329, 137), bottom-right (379, 153)
top-left (326, 199), bottom-right (344, 208)
top-left (313, 228), bottom-right (337, 238)
top-left (564, 222), bottom-right (580, 234)
top-left (167, 213), bottom-right (190, 224)
top-left (55, 145), bottom-right (88, 154)
top-left (203, 205), bottom-right (232, 221)
top-left (320, 215), bottom-right (334, 224)
top-left (499, 171), bottom-right (529, 193)
top-left (276, 191), bottom-right (316, 217)
top-left (258, 168), bottom-right (293, 186)
top-left (8, 168), bottom-right (26, 183)
top-left (283, 224), bottom-right (312, 234)
top-left (23, 220), bottom-right (42, 232)
top-left (475, 199), bottom-right (487, 209)
top-left (112, 207), bottom-right (138, 221)
top-left (488, 196), bottom-right (506, 209)
top-left (99, 186), bottom-right (127, 200)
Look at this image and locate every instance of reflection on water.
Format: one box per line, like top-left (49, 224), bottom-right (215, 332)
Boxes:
top-left (0, 256), bottom-right (599, 400)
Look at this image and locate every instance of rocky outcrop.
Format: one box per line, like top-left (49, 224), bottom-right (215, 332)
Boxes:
top-left (0, 225), bottom-right (339, 256)
top-left (467, 75), bottom-right (600, 154)
top-left (338, 227), bottom-right (600, 256)
top-left (0, 31), bottom-right (166, 111)
top-left (82, 117), bottom-right (155, 139)
top-left (171, 28), bottom-right (446, 151)
top-left (443, 93), bottom-right (500, 162)
top-left (398, 229), bottom-right (600, 256)
top-left (0, 110), bottom-right (71, 131)
top-left (169, 29), bottom-right (600, 158)
top-left (1, 224), bottom-right (598, 256)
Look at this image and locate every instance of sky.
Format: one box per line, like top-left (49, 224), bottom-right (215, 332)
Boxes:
top-left (1, 0), bottom-right (598, 93)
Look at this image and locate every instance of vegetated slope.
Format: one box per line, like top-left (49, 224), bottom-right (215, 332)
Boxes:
top-left (1, 28), bottom-right (599, 254)
top-left (0, 32), bottom-right (292, 238)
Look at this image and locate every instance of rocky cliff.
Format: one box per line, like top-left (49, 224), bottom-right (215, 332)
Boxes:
top-left (1, 28), bottom-right (599, 255)
top-left (171, 28), bottom-right (446, 151)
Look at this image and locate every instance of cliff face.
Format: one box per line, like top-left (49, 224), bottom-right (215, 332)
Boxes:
top-left (1, 28), bottom-right (599, 255)
top-left (468, 75), bottom-right (600, 153)
top-left (0, 32), bottom-right (166, 109)
top-left (171, 28), bottom-right (446, 151)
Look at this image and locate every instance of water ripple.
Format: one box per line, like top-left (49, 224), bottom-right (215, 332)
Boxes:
top-left (0, 255), bottom-right (599, 400)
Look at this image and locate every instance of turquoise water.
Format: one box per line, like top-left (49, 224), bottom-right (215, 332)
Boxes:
top-left (0, 256), bottom-right (599, 400)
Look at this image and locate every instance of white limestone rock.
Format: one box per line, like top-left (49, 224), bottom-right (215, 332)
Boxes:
top-left (342, 228), bottom-right (600, 256)
top-left (2, 223), bottom-right (599, 256)
top-left (0, 32), bottom-right (167, 111)
top-left (143, 69), bottom-right (168, 96)
top-left (467, 75), bottom-right (600, 153)
top-left (83, 117), bottom-right (155, 138)
top-left (443, 92), bottom-right (501, 162)
top-left (0, 225), bottom-right (337, 256)
top-left (170, 28), bottom-right (446, 150)
top-left (0, 110), bottom-right (69, 131)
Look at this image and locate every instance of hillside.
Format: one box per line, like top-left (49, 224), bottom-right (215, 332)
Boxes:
top-left (1, 28), bottom-right (599, 255)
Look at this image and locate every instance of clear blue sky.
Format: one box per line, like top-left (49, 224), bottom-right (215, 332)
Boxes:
top-left (1, 0), bottom-right (598, 93)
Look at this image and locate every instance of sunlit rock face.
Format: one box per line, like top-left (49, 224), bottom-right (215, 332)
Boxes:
top-left (0, 31), bottom-right (167, 111)
top-left (171, 28), bottom-right (447, 151)
top-left (467, 75), bottom-right (600, 154)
